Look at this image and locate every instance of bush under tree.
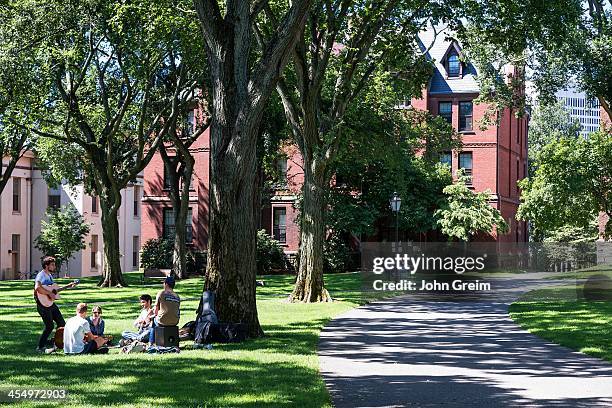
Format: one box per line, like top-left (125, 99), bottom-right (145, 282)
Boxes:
top-left (256, 230), bottom-right (287, 275)
top-left (140, 238), bottom-right (206, 275)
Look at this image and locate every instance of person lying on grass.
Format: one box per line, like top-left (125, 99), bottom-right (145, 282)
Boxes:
top-left (148, 276), bottom-right (180, 345)
top-left (121, 294), bottom-right (154, 344)
top-left (64, 303), bottom-right (108, 355)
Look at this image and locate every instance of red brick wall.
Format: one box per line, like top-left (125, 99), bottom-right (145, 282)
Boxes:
top-left (411, 91), bottom-right (528, 242)
top-left (261, 142), bottom-right (303, 252)
top-left (141, 108), bottom-right (210, 250)
top-left (261, 201), bottom-right (300, 252)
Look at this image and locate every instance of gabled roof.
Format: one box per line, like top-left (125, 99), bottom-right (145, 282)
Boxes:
top-left (417, 27), bottom-right (480, 95)
top-left (440, 41), bottom-right (464, 64)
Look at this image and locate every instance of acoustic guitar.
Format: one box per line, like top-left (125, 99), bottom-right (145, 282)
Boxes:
top-left (35, 280), bottom-right (80, 308)
top-left (53, 327), bottom-right (113, 349)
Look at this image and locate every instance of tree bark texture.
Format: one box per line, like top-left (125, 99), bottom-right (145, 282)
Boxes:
top-left (98, 193), bottom-right (125, 287)
top-left (194, 0), bottom-right (312, 337)
top-left (290, 161), bottom-right (331, 302)
top-left (173, 161), bottom-right (194, 279)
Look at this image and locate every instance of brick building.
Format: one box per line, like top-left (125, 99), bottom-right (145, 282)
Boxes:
top-left (409, 29), bottom-right (529, 242)
top-left (141, 107), bottom-right (210, 251)
top-left (140, 30), bottom-right (529, 254)
top-left (259, 144), bottom-right (303, 253)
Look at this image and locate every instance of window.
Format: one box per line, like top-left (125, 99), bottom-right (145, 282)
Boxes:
top-left (91, 235), bottom-right (98, 269)
top-left (163, 208), bottom-right (193, 243)
top-left (516, 159), bottom-right (520, 180)
top-left (12, 178), bottom-right (21, 213)
top-left (132, 236), bottom-right (140, 268)
top-left (185, 110), bottom-right (195, 136)
top-left (11, 234), bottom-right (20, 278)
top-left (273, 208), bottom-right (287, 243)
top-left (459, 152), bottom-right (473, 184)
top-left (438, 102), bottom-right (452, 124)
top-left (48, 187), bottom-right (61, 210)
top-left (277, 159), bottom-right (288, 186)
top-left (459, 101), bottom-right (473, 131)
top-left (448, 53), bottom-right (460, 77)
top-left (11, 234), bottom-right (20, 253)
top-left (163, 162), bottom-right (173, 189)
top-left (91, 196), bottom-right (98, 214)
top-left (440, 152), bottom-right (452, 168)
top-left (133, 186), bottom-right (140, 217)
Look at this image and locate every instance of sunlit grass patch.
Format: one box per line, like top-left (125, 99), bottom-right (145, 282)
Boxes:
top-left (0, 272), bottom-right (382, 407)
top-left (510, 286), bottom-right (612, 362)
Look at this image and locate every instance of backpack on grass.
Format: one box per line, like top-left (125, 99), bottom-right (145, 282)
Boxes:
top-left (193, 291), bottom-right (248, 344)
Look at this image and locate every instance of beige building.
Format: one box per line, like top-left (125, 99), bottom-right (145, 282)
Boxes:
top-left (0, 153), bottom-right (142, 280)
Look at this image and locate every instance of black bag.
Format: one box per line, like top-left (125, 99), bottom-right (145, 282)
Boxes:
top-left (193, 290), bottom-right (248, 344)
top-left (179, 321), bottom-right (196, 340)
top-left (206, 322), bottom-right (248, 343)
top-left (194, 291), bottom-right (218, 344)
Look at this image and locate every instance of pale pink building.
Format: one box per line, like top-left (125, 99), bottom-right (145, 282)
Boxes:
top-left (0, 152), bottom-right (142, 280)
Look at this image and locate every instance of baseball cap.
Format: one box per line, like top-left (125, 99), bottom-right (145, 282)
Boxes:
top-left (165, 275), bottom-right (176, 288)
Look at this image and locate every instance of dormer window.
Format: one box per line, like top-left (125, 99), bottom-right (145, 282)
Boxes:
top-left (442, 42), bottom-right (464, 79)
top-left (448, 53), bottom-right (460, 77)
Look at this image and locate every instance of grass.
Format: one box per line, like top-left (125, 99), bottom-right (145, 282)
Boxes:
top-left (543, 264), bottom-right (612, 280)
top-left (0, 271), bottom-right (376, 407)
top-left (509, 285), bottom-right (612, 362)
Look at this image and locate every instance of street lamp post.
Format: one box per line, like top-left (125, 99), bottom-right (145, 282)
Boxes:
top-left (389, 192), bottom-right (402, 250)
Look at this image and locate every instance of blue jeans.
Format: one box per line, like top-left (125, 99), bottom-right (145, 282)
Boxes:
top-left (148, 318), bottom-right (160, 344)
top-left (122, 328), bottom-right (150, 342)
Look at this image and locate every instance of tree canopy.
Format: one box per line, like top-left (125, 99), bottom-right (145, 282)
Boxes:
top-left (518, 131), bottom-right (612, 241)
top-left (435, 172), bottom-right (509, 241)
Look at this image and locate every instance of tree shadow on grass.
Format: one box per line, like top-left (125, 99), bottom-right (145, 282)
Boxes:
top-left (0, 317), bottom-right (330, 407)
top-left (0, 352), bottom-right (326, 407)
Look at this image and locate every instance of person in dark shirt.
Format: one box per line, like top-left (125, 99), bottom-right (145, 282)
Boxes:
top-left (86, 305), bottom-right (105, 336)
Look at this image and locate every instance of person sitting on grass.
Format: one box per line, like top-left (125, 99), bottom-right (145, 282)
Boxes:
top-left (86, 305), bottom-right (105, 337)
top-left (121, 294), bottom-right (154, 343)
top-left (64, 303), bottom-right (108, 355)
top-left (149, 276), bottom-right (180, 345)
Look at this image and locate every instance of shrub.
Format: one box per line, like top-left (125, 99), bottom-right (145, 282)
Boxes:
top-left (140, 238), bottom-right (173, 270)
top-left (256, 230), bottom-right (287, 274)
top-left (323, 233), bottom-right (351, 273)
top-left (187, 250), bottom-right (207, 275)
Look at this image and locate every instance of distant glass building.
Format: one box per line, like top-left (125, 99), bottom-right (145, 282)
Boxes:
top-left (556, 89), bottom-right (601, 137)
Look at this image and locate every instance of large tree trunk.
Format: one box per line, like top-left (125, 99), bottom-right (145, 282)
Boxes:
top-left (195, 0), bottom-right (312, 338)
top-left (290, 161), bottom-right (331, 302)
top-left (205, 121), bottom-right (263, 337)
top-left (98, 195), bottom-right (125, 287)
top-left (203, 31), bottom-right (263, 337)
top-left (172, 161), bottom-right (194, 279)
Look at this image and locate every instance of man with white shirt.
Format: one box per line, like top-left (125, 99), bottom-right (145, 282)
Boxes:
top-left (63, 303), bottom-right (107, 354)
top-left (120, 294), bottom-right (154, 343)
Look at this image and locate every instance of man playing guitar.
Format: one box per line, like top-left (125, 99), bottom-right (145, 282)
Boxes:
top-left (34, 256), bottom-right (77, 353)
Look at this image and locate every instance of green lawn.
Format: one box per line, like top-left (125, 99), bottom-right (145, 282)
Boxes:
top-left (509, 285), bottom-right (612, 362)
top-left (0, 272), bottom-right (372, 407)
top-left (543, 264), bottom-right (612, 280)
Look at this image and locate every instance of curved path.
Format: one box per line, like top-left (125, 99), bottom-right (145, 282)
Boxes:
top-left (319, 277), bottom-right (612, 407)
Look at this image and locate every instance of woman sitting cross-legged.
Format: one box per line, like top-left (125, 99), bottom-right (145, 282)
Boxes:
top-left (86, 305), bottom-right (105, 337)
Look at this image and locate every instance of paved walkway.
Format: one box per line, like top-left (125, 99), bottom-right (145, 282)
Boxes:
top-left (319, 277), bottom-right (612, 407)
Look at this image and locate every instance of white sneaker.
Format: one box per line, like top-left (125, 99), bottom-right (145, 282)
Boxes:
top-left (44, 345), bottom-right (57, 354)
